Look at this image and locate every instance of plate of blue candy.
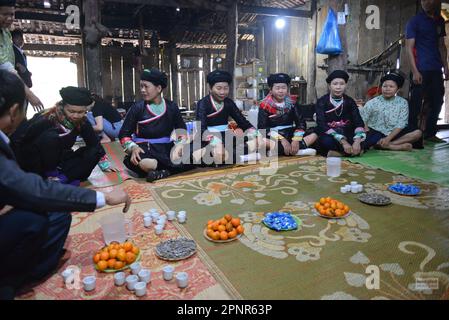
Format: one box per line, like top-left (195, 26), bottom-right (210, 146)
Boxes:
top-left (262, 212), bottom-right (301, 231)
top-left (388, 183), bottom-right (421, 196)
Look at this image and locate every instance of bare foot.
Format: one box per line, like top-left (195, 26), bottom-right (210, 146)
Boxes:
top-left (385, 143), bottom-right (413, 151)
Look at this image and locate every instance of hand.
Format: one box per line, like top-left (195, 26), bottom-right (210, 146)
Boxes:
top-left (352, 140), bottom-right (362, 156)
top-left (280, 139), bottom-right (292, 156)
top-left (104, 188), bottom-right (131, 213)
top-left (16, 63), bottom-right (27, 73)
top-left (412, 71), bottom-right (423, 85)
top-left (130, 146), bottom-right (145, 165)
top-left (290, 140), bottom-right (300, 156)
top-left (378, 138), bottom-right (390, 148)
top-left (341, 140), bottom-right (353, 155)
top-left (233, 128), bottom-right (244, 137)
top-left (27, 91), bottom-right (44, 112)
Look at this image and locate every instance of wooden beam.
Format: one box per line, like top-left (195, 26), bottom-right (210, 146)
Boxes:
top-left (226, 1), bottom-right (238, 100)
top-left (306, 1), bottom-right (318, 103)
top-left (103, 0), bottom-right (228, 12)
top-left (169, 40), bottom-right (179, 106)
top-left (14, 11), bottom-right (67, 23)
top-left (23, 44), bottom-right (82, 53)
top-left (239, 5), bottom-right (313, 18)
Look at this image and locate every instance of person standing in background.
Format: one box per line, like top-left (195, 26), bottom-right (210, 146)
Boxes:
top-left (11, 29), bottom-right (32, 88)
top-left (406, 0), bottom-right (448, 143)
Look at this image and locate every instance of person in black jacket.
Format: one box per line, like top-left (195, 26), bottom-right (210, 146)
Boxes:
top-left (119, 69), bottom-right (191, 182)
top-left (0, 70), bottom-right (131, 300)
top-left (11, 29), bottom-right (32, 88)
top-left (10, 86), bottom-right (114, 186)
top-left (258, 73), bottom-right (318, 157)
top-left (315, 70), bottom-right (374, 157)
top-left (193, 70), bottom-right (261, 165)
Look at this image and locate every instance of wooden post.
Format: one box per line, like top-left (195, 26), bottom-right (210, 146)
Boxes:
top-left (307, 0), bottom-right (318, 103)
top-left (169, 40), bottom-right (179, 106)
top-left (75, 55), bottom-right (86, 87)
top-left (327, 0), bottom-right (347, 73)
top-left (203, 49), bottom-right (211, 96)
top-left (225, 0), bottom-right (238, 99)
top-left (255, 21), bottom-right (265, 61)
top-left (82, 0), bottom-right (102, 95)
top-left (151, 31), bottom-right (160, 69)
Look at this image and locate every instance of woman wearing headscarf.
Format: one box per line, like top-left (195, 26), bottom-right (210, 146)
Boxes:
top-left (316, 70), bottom-right (373, 157)
top-left (193, 70), bottom-right (262, 165)
top-left (10, 86), bottom-right (112, 185)
top-left (361, 71), bottom-right (422, 151)
top-left (258, 73), bottom-right (318, 157)
top-left (119, 68), bottom-right (190, 182)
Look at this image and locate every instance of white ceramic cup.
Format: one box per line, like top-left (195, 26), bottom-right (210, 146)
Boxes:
top-left (138, 269), bottom-right (151, 284)
top-left (178, 210), bottom-right (186, 217)
top-left (155, 224), bottom-right (164, 235)
top-left (351, 185), bottom-right (359, 194)
top-left (351, 181), bottom-right (358, 186)
top-left (143, 212), bottom-right (151, 218)
top-left (82, 276), bottom-right (96, 292)
top-left (163, 265), bottom-right (175, 281)
top-left (126, 274), bottom-right (139, 291)
top-left (144, 216), bottom-right (153, 228)
top-left (114, 272), bottom-right (126, 286)
top-left (134, 281), bottom-right (147, 297)
top-left (176, 272), bottom-right (189, 289)
top-left (177, 215), bottom-right (186, 224)
top-left (357, 185), bottom-right (364, 193)
top-left (130, 262), bottom-right (142, 275)
top-left (166, 211), bottom-right (176, 221)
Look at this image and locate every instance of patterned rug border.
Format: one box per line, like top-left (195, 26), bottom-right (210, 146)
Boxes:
top-left (151, 188), bottom-right (243, 300)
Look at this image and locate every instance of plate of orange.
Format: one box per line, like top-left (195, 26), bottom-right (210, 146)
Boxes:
top-left (313, 197), bottom-right (351, 219)
top-left (204, 214), bottom-right (245, 243)
top-left (93, 241), bottom-right (141, 273)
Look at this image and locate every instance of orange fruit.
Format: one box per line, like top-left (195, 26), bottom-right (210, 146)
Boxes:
top-left (212, 222), bottom-right (220, 231)
top-left (226, 222), bottom-right (234, 232)
top-left (228, 230), bottom-right (237, 238)
top-left (132, 246), bottom-right (140, 255)
top-left (335, 209), bottom-right (342, 216)
top-left (325, 197), bottom-right (331, 202)
top-left (211, 231), bottom-right (221, 240)
top-left (107, 258), bottom-right (116, 269)
top-left (207, 220), bottom-right (214, 226)
top-left (114, 260), bottom-right (125, 270)
top-left (100, 251), bottom-right (109, 261)
top-left (117, 250), bottom-right (126, 262)
top-left (224, 214), bottom-right (232, 221)
top-left (218, 225), bottom-right (226, 232)
top-left (319, 198), bottom-right (326, 205)
top-left (97, 260), bottom-right (108, 271)
top-left (337, 202), bottom-right (344, 210)
top-left (102, 247), bottom-right (109, 252)
top-left (343, 205), bottom-right (350, 213)
top-left (220, 231), bottom-right (229, 240)
top-left (236, 225), bottom-right (244, 234)
top-left (314, 203), bottom-right (320, 210)
top-left (109, 249), bottom-right (118, 259)
top-left (219, 218), bottom-right (227, 225)
top-left (207, 229), bottom-right (215, 239)
top-left (125, 252), bottom-right (136, 264)
top-left (123, 242), bottom-right (133, 252)
top-left (324, 203), bottom-right (330, 209)
top-left (231, 218), bottom-right (241, 227)
top-left (93, 253), bottom-right (101, 264)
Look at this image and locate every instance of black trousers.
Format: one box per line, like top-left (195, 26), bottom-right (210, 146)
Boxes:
top-left (409, 70), bottom-right (444, 138)
top-left (0, 209), bottom-right (72, 300)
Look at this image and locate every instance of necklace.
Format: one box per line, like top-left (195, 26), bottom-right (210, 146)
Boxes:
top-left (330, 96), bottom-right (344, 117)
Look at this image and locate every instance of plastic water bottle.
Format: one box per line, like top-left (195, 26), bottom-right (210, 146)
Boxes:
top-left (248, 104), bottom-right (259, 128)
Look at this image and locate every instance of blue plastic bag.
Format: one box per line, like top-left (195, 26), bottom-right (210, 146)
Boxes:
top-left (316, 8), bottom-right (343, 55)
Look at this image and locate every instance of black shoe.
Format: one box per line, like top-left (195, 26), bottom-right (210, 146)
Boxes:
top-left (146, 170), bottom-right (170, 182)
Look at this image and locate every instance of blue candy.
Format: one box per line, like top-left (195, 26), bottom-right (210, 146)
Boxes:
top-left (263, 212), bottom-right (299, 231)
top-left (389, 183), bottom-right (420, 195)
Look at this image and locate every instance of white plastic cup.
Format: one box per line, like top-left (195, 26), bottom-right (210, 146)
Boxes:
top-left (126, 275), bottom-right (139, 291)
top-left (177, 215), bottom-right (186, 224)
top-left (156, 217), bottom-right (166, 226)
top-left (351, 181), bottom-right (358, 186)
top-left (130, 262), bottom-right (142, 275)
top-left (166, 211), bottom-right (176, 221)
top-left (151, 212), bottom-right (160, 221)
top-left (82, 276), bottom-right (96, 292)
top-left (351, 185), bottom-right (359, 194)
top-left (114, 272), bottom-right (126, 286)
top-left (61, 268), bottom-right (74, 283)
top-left (326, 157), bottom-right (342, 178)
top-left (138, 269), bottom-right (151, 284)
top-left (357, 185), bottom-right (364, 193)
top-left (178, 210), bottom-right (186, 217)
top-left (144, 216), bottom-right (153, 228)
top-left (143, 212), bottom-right (151, 218)
top-left (155, 224), bottom-right (164, 235)
top-left (163, 265), bottom-right (174, 281)
top-left (134, 281), bottom-right (147, 297)
top-left (340, 187), bottom-right (348, 194)
top-left (150, 208), bottom-right (158, 214)
top-left (176, 272), bottom-right (189, 289)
